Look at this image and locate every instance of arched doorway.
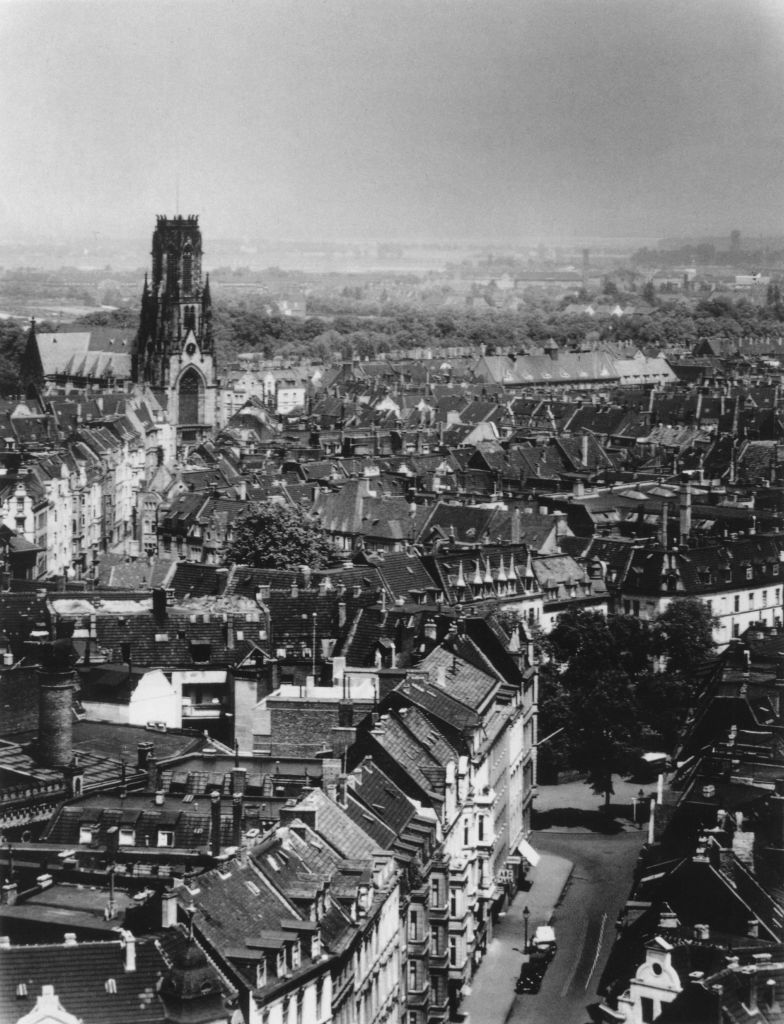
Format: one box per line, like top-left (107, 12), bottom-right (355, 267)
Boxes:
top-left (178, 367), bottom-right (203, 424)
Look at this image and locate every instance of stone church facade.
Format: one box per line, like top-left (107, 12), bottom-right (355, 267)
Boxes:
top-left (134, 214), bottom-right (218, 441)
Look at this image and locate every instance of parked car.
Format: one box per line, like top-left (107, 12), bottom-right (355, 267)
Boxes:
top-left (532, 924), bottom-right (557, 960)
top-left (515, 948), bottom-right (551, 994)
top-left (515, 963), bottom-right (543, 994)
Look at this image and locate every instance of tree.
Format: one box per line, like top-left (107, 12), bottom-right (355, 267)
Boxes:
top-left (568, 668), bottom-right (643, 806)
top-left (653, 598), bottom-right (716, 677)
top-left (226, 502), bottom-right (339, 569)
top-left (540, 610), bottom-right (647, 803)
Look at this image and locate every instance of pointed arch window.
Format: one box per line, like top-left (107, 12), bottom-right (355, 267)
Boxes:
top-left (183, 248), bottom-right (193, 293)
top-left (179, 367), bottom-right (203, 424)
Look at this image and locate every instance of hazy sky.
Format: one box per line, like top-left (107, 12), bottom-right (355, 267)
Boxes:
top-left (2, 0), bottom-right (783, 243)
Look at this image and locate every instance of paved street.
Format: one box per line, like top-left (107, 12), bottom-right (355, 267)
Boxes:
top-left (462, 776), bottom-right (651, 1024)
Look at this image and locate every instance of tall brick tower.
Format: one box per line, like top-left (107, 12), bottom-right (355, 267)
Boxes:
top-left (134, 215), bottom-right (217, 439)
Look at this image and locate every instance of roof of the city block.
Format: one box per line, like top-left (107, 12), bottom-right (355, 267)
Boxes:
top-left (36, 327), bottom-right (135, 379)
top-left (0, 938), bottom-right (169, 1023)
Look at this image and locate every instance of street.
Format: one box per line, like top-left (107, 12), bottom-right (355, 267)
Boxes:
top-left (462, 776), bottom-right (651, 1024)
top-left (507, 829), bottom-right (647, 1024)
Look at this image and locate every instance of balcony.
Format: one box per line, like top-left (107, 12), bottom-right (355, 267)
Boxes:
top-left (429, 947), bottom-right (449, 971)
top-left (406, 931), bottom-right (430, 958)
top-left (429, 901), bottom-right (449, 922)
top-left (407, 984), bottom-right (430, 1009)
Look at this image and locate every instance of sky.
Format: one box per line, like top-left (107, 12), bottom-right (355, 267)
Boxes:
top-left (1, 0), bottom-right (783, 244)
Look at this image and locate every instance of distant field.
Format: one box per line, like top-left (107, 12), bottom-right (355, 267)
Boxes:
top-left (0, 303), bottom-right (112, 322)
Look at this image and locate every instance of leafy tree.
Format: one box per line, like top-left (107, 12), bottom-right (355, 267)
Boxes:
top-left (652, 598), bottom-right (716, 677)
top-left (226, 502), bottom-right (339, 569)
top-left (568, 668), bottom-right (643, 806)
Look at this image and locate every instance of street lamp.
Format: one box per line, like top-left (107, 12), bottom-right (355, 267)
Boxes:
top-left (633, 788), bottom-right (645, 829)
top-left (523, 905), bottom-right (530, 952)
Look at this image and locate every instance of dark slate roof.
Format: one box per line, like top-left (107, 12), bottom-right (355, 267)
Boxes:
top-left (0, 591), bottom-right (50, 653)
top-left (0, 938), bottom-right (168, 1023)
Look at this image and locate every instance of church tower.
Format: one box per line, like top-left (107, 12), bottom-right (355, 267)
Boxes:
top-left (134, 214), bottom-right (217, 439)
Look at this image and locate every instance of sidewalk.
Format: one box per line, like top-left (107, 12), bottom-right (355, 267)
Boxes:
top-left (460, 852), bottom-right (574, 1024)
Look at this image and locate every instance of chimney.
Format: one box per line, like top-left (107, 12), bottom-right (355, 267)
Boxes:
top-left (37, 671), bottom-right (75, 769)
top-left (152, 588), bottom-right (167, 623)
top-left (122, 930), bottom-right (136, 972)
top-left (215, 568), bottom-right (229, 596)
top-left (231, 767), bottom-right (246, 795)
top-left (582, 432), bottom-right (589, 468)
top-left (694, 923), bottom-right (710, 941)
top-left (161, 890), bottom-right (178, 928)
top-left (338, 602), bottom-right (346, 628)
top-left (226, 613), bottom-right (235, 651)
top-left (660, 501), bottom-right (669, 550)
top-left (747, 918), bottom-right (759, 938)
top-left (511, 506), bottom-right (521, 546)
top-left (680, 476), bottom-right (692, 540)
top-left (232, 794), bottom-right (243, 847)
top-left (147, 756), bottom-right (158, 792)
top-left (1, 882), bottom-right (17, 906)
top-left (63, 932), bottom-right (77, 946)
top-left (210, 792), bottom-right (222, 857)
top-left (137, 741), bottom-right (153, 769)
top-left (337, 775), bottom-right (348, 808)
top-left (332, 656), bottom-right (346, 691)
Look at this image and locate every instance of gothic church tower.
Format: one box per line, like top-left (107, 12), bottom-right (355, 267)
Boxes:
top-left (134, 214), bottom-right (217, 438)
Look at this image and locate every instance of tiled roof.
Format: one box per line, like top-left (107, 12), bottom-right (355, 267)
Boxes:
top-left (36, 327), bottom-right (134, 380)
top-left (416, 641), bottom-right (498, 711)
top-left (0, 938), bottom-right (168, 1023)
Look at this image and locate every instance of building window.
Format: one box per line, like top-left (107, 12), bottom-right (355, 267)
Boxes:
top-left (450, 889), bottom-right (458, 917)
top-left (477, 816), bottom-right (485, 842)
top-left (733, 622), bottom-right (740, 637)
top-left (157, 830), bottom-right (174, 848)
top-left (408, 909), bottom-right (419, 941)
top-left (734, 595), bottom-right (740, 613)
top-left (448, 935), bottom-right (458, 967)
top-left (183, 251), bottom-right (193, 292)
top-left (749, 592), bottom-right (755, 609)
top-left (408, 961), bottom-right (418, 989)
top-left (641, 996), bottom-right (655, 1023)
top-left (463, 819), bottom-right (470, 846)
top-left (430, 879), bottom-right (440, 906)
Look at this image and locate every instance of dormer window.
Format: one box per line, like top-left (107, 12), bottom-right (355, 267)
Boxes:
top-left (291, 939), bottom-right (301, 969)
top-left (79, 826), bottom-right (94, 844)
top-left (256, 959), bottom-right (267, 988)
top-left (190, 641), bottom-right (211, 664)
top-left (746, 566), bottom-right (753, 581)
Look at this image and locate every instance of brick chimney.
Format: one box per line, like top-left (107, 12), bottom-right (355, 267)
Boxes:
top-left (161, 890), bottom-right (178, 928)
top-left (121, 930), bottom-right (136, 972)
top-left (37, 671), bottom-right (75, 769)
top-left (152, 587), bottom-right (167, 623)
top-left (232, 794), bottom-right (243, 847)
top-left (210, 792), bottom-right (222, 857)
